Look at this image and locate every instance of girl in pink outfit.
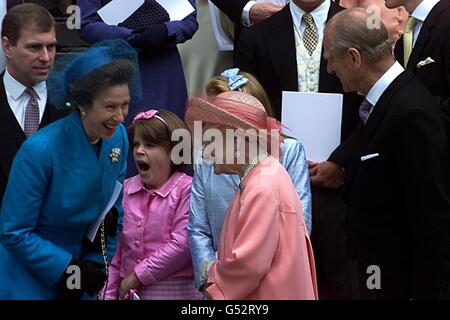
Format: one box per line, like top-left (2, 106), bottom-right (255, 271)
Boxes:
top-left (102, 109), bottom-right (201, 300)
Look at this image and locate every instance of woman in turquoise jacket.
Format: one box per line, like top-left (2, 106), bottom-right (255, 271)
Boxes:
top-left (0, 40), bottom-right (139, 299)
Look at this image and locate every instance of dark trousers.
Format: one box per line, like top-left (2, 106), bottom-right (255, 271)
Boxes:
top-left (310, 186), bottom-right (353, 299)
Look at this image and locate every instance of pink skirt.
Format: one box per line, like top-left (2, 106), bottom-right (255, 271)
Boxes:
top-left (137, 277), bottom-right (202, 300)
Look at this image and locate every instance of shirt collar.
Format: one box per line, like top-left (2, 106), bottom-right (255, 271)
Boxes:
top-left (366, 61), bottom-right (404, 106)
top-left (290, 0), bottom-right (330, 30)
top-left (411, 0), bottom-right (440, 22)
top-left (127, 171), bottom-right (187, 197)
top-left (4, 67), bottom-right (47, 101)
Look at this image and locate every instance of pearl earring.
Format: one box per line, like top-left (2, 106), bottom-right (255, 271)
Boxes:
top-left (234, 151), bottom-right (240, 158)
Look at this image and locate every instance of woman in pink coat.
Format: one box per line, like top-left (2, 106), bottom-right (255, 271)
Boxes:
top-left (185, 91), bottom-right (318, 300)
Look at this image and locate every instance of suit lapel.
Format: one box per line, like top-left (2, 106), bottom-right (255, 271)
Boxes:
top-left (0, 78), bottom-right (26, 178)
top-left (264, 7), bottom-right (298, 92)
top-left (346, 72), bottom-right (412, 184)
top-left (407, 0), bottom-right (449, 70)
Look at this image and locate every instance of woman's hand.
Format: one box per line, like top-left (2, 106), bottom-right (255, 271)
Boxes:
top-left (202, 284), bottom-right (213, 300)
top-left (119, 272), bottom-right (141, 300)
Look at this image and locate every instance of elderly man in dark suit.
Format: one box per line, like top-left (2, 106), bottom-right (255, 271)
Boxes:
top-left (324, 7), bottom-right (450, 299)
top-left (235, 0), bottom-right (362, 299)
top-left (390, 0), bottom-right (450, 152)
top-left (0, 4), bottom-right (68, 208)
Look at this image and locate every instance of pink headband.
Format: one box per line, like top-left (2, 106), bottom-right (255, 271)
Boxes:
top-left (133, 109), bottom-right (167, 126)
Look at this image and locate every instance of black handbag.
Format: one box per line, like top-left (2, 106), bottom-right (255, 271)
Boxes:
top-left (118, 0), bottom-right (170, 31)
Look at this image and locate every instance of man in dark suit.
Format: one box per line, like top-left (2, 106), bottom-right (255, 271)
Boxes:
top-left (0, 4), bottom-right (68, 208)
top-left (391, 0), bottom-right (450, 150)
top-left (324, 8), bottom-right (450, 299)
top-left (235, 0), bottom-right (362, 299)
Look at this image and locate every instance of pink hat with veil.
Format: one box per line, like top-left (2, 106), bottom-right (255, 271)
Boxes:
top-left (185, 91), bottom-right (285, 155)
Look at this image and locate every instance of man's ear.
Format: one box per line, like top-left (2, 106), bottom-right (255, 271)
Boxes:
top-left (2, 36), bottom-right (13, 59)
top-left (348, 47), bottom-right (361, 68)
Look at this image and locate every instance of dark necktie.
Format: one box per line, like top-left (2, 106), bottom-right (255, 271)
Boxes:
top-left (24, 87), bottom-right (40, 137)
top-left (359, 98), bottom-right (373, 125)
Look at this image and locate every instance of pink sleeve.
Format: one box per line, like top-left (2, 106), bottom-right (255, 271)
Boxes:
top-left (101, 235), bottom-right (123, 300)
top-left (134, 184), bottom-right (192, 285)
top-left (205, 185), bottom-right (280, 300)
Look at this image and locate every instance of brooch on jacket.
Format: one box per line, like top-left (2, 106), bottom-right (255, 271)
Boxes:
top-left (109, 148), bottom-right (121, 164)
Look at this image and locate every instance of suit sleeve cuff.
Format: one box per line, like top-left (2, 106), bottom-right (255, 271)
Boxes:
top-left (241, 1), bottom-right (257, 26)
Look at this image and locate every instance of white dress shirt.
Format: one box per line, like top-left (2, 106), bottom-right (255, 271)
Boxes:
top-left (290, 0), bottom-right (329, 42)
top-left (3, 68), bottom-right (47, 130)
top-left (241, 0), bottom-right (290, 26)
top-left (366, 61), bottom-right (405, 115)
top-left (410, 0), bottom-right (440, 46)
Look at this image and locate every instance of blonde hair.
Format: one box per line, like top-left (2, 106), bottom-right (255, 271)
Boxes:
top-left (206, 71), bottom-right (274, 117)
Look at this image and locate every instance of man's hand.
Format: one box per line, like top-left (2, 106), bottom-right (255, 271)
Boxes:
top-left (309, 161), bottom-right (345, 189)
top-left (119, 272), bottom-right (142, 300)
top-left (249, 3), bottom-right (284, 24)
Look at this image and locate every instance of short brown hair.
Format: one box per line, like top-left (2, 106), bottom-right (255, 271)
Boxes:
top-left (129, 110), bottom-right (188, 172)
top-left (2, 3), bottom-right (55, 45)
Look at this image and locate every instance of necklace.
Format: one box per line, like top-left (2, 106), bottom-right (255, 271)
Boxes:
top-left (90, 138), bottom-right (100, 145)
top-left (239, 152), bottom-right (268, 190)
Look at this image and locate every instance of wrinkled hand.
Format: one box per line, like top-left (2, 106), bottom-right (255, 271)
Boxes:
top-left (309, 161), bottom-right (345, 189)
top-left (202, 284), bottom-right (213, 300)
top-left (127, 23), bottom-right (169, 54)
top-left (249, 2), bottom-right (284, 24)
top-left (119, 272), bottom-right (142, 300)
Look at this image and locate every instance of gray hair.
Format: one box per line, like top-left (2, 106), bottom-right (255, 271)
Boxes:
top-left (326, 8), bottom-right (393, 63)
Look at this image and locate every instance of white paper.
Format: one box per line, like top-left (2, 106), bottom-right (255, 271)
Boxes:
top-left (208, 1), bottom-right (234, 51)
top-left (87, 181), bottom-right (123, 241)
top-left (281, 91), bottom-right (343, 162)
top-left (97, 0), bottom-right (144, 26)
top-left (156, 0), bottom-right (195, 21)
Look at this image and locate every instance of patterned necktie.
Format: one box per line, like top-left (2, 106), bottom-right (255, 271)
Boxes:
top-left (24, 87), bottom-right (40, 137)
top-left (403, 16), bottom-right (416, 66)
top-left (359, 98), bottom-right (373, 125)
top-left (302, 13), bottom-right (318, 56)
